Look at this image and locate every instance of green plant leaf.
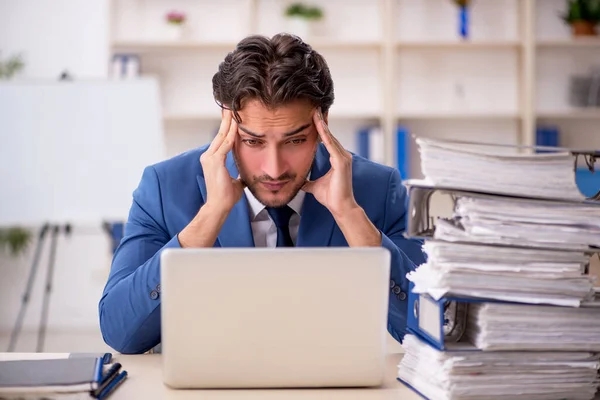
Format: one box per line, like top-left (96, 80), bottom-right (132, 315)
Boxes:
top-left (560, 0), bottom-right (600, 23)
top-left (285, 3), bottom-right (307, 17)
top-left (0, 53), bottom-right (25, 79)
top-left (0, 227), bottom-right (32, 257)
top-left (284, 3), bottom-right (323, 19)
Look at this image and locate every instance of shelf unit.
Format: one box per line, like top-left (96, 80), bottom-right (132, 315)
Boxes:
top-left (537, 38), bottom-right (600, 48)
top-left (108, 0), bottom-right (600, 174)
top-left (395, 41), bottom-right (522, 49)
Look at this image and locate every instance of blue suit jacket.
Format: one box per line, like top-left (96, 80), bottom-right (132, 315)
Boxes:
top-left (99, 143), bottom-right (426, 354)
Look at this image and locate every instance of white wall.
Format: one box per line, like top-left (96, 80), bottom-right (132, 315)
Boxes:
top-left (0, 0), bottom-right (109, 80)
top-left (0, 0), bottom-right (112, 352)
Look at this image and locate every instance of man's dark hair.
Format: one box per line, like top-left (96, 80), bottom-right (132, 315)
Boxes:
top-left (212, 33), bottom-right (334, 123)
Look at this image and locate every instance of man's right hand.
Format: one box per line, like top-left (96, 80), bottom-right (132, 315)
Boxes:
top-left (178, 110), bottom-right (245, 248)
top-left (200, 110), bottom-right (245, 213)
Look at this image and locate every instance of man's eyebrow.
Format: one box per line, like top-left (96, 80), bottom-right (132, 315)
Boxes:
top-left (238, 124), bottom-right (311, 138)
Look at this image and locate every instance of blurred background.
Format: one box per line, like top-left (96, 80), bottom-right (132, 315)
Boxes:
top-left (0, 0), bottom-right (599, 353)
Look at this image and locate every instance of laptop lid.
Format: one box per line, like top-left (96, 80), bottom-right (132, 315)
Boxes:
top-left (160, 247), bottom-right (391, 389)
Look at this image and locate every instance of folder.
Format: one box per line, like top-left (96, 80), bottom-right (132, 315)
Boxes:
top-left (407, 281), bottom-right (600, 353)
top-left (0, 355), bottom-right (127, 399)
top-left (356, 125), bottom-right (384, 164)
top-left (396, 125), bottom-right (410, 180)
top-left (406, 282), bottom-right (479, 352)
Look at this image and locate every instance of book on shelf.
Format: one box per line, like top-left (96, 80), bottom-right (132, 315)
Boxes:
top-left (356, 125), bottom-right (384, 165)
top-left (355, 124), bottom-right (411, 179)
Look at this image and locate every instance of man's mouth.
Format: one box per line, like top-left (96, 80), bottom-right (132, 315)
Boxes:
top-left (260, 181), bottom-right (290, 191)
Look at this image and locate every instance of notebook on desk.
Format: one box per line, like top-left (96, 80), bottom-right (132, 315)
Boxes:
top-left (0, 355), bottom-right (127, 400)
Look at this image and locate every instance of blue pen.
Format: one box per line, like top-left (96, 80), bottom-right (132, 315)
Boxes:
top-left (96, 370), bottom-right (128, 400)
top-left (100, 363), bottom-right (122, 386)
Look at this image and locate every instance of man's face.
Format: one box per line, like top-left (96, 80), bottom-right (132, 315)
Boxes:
top-left (233, 98), bottom-right (323, 208)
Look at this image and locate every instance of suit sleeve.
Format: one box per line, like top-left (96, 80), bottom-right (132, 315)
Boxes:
top-left (380, 169), bottom-right (427, 343)
top-left (99, 166), bottom-right (181, 354)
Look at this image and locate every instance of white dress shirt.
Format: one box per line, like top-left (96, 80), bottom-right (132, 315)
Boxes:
top-left (244, 186), bottom-right (305, 247)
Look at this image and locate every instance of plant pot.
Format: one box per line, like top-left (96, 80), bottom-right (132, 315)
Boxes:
top-left (571, 20), bottom-right (597, 36)
top-left (287, 17), bottom-right (311, 40)
top-left (165, 23), bottom-right (186, 40)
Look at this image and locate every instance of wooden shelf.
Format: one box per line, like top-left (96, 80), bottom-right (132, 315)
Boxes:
top-left (164, 114), bottom-right (221, 123)
top-left (397, 112), bottom-right (520, 120)
top-left (309, 40), bottom-right (383, 50)
top-left (395, 40), bottom-right (521, 50)
top-left (537, 38), bottom-right (600, 48)
top-left (112, 41), bottom-right (239, 53)
top-left (112, 39), bottom-right (383, 54)
top-left (537, 109), bottom-right (600, 119)
top-left (164, 111), bottom-right (381, 123)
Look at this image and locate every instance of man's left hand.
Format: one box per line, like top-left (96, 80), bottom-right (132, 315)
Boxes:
top-left (302, 108), bottom-right (360, 219)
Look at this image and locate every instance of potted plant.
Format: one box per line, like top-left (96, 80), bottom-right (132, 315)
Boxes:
top-left (164, 10), bottom-right (187, 40)
top-left (0, 53), bottom-right (25, 80)
top-left (284, 3), bottom-right (324, 39)
top-left (0, 227), bottom-right (32, 257)
top-left (560, 0), bottom-right (600, 36)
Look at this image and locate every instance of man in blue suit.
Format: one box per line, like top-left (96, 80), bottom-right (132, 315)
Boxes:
top-left (99, 33), bottom-right (426, 354)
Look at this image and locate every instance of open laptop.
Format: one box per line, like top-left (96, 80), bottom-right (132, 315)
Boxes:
top-left (159, 247), bottom-right (391, 389)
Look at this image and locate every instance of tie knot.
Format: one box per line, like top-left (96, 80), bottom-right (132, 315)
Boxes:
top-left (266, 205), bottom-right (295, 229)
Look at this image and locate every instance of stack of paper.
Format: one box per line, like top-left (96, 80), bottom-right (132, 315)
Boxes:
top-left (398, 334), bottom-right (600, 400)
top-left (416, 137), bottom-right (585, 201)
top-left (398, 137), bottom-right (600, 399)
top-left (464, 303), bottom-right (600, 351)
top-left (434, 195), bottom-right (600, 250)
top-left (408, 241), bottom-right (595, 306)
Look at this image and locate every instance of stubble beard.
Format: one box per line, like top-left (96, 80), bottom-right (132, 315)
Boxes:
top-left (234, 151), bottom-right (315, 208)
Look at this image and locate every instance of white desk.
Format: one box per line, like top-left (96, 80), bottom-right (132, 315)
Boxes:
top-left (0, 352), bottom-right (420, 399)
top-left (113, 353), bottom-right (419, 400)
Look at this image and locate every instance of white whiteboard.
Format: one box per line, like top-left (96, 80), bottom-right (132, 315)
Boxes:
top-left (0, 79), bottom-right (165, 225)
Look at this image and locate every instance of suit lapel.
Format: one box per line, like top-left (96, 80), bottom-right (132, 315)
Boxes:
top-left (196, 151), bottom-right (255, 248)
top-left (296, 144), bottom-right (336, 247)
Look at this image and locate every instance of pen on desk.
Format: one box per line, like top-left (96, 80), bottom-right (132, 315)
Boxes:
top-left (94, 362), bottom-right (122, 397)
top-left (96, 370), bottom-right (128, 400)
top-left (100, 362), bottom-right (122, 386)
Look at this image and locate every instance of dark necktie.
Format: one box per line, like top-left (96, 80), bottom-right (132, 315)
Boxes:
top-left (266, 206), bottom-right (295, 247)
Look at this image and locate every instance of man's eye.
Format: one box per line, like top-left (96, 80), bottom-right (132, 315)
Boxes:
top-left (288, 138), bottom-right (306, 145)
top-left (243, 139), bottom-right (262, 147)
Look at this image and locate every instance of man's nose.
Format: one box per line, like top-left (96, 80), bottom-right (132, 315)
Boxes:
top-left (262, 147), bottom-right (287, 180)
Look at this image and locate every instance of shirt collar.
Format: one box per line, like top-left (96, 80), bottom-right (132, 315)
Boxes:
top-left (244, 185), bottom-right (306, 221)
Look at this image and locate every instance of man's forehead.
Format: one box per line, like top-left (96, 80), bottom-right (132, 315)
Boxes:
top-left (238, 98), bottom-right (315, 118)
top-left (237, 122), bottom-right (312, 138)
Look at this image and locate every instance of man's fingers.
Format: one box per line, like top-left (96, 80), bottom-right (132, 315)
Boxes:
top-left (216, 116), bottom-right (238, 156)
top-left (313, 108), bottom-right (346, 157)
top-left (313, 109), bottom-right (338, 156)
top-left (302, 171), bottom-right (330, 194)
top-left (302, 179), bottom-right (315, 194)
top-left (207, 109), bottom-right (232, 154)
top-left (233, 177), bottom-right (246, 189)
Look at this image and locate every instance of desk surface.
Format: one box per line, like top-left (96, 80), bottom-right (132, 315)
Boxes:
top-left (0, 352), bottom-right (419, 399)
top-left (113, 353), bottom-right (419, 400)
top-left (4, 352), bottom-right (600, 400)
